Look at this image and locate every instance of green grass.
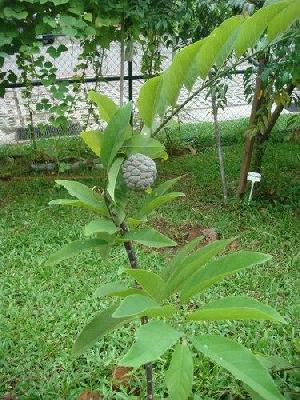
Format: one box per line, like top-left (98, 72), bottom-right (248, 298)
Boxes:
top-left (0, 136), bottom-right (299, 398)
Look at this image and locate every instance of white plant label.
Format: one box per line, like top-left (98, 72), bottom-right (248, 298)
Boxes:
top-left (247, 171), bottom-right (262, 203)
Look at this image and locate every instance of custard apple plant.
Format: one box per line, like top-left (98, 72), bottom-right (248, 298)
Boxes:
top-left (47, 90), bottom-right (287, 400)
top-left (46, 3), bottom-right (300, 398)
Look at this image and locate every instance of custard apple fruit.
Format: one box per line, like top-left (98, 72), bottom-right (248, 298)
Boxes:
top-left (122, 153), bottom-right (157, 190)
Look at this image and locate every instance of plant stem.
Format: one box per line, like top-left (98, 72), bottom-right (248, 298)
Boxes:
top-left (211, 88), bottom-right (228, 204)
top-left (104, 193), bottom-right (154, 399)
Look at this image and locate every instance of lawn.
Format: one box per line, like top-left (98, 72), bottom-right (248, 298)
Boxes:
top-left (0, 120), bottom-right (299, 399)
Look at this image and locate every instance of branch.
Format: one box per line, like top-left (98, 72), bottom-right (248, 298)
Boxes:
top-left (151, 33), bottom-right (296, 138)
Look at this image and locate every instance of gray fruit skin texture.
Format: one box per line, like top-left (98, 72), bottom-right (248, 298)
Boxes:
top-left (122, 153), bottom-right (157, 190)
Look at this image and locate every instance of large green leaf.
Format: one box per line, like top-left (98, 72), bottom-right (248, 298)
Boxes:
top-left (101, 102), bottom-right (132, 168)
top-left (187, 296), bottom-right (286, 323)
top-left (267, 1), bottom-right (300, 41)
top-left (198, 16), bottom-right (244, 78)
top-left (95, 282), bottom-right (143, 298)
top-left (165, 343), bottom-right (193, 400)
top-left (107, 157), bottom-right (124, 202)
top-left (73, 304), bottom-right (130, 357)
top-left (234, 2), bottom-right (286, 57)
top-left (162, 236), bottom-right (204, 281)
top-left (47, 238), bottom-right (108, 266)
top-left (136, 192), bottom-right (185, 219)
top-left (123, 135), bottom-right (167, 159)
top-left (120, 320), bottom-right (182, 368)
top-left (122, 228), bottom-right (176, 248)
top-left (125, 268), bottom-right (167, 302)
top-left (180, 251), bottom-right (271, 301)
top-left (55, 180), bottom-right (107, 214)
top-left (162, 40), bottom-right (203, 105)
top-left (84, 218), bottom-right (118, 236)
top-left (193, 335), bottom-right (284, 400)
top-left (137, 75), bottom-right (165, 128)
top-left (80, 130), bottom-right (103, 156)
top-left (88, 90), bottom-right (118, 122)
top-left (112, 294), bottom-right (161, 318)
top-left (166, 239), bottom-right (231, 296)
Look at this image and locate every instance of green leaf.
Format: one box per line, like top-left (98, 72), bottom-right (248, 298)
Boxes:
top-left (136, 192), bottom-right (185, 219)
top-left (87, 91), bottom-right (118, 122)
top-left (162, 40), bottom-right (203, 105)
top-left (84, 218), bottom-right (118, 236)
top-left (101, 102), bottom-right (132, 168)
top-left (162, 236), bottom-right (204, 281)
top-left (125, 269), bottom-right (167, 302)
top-left (180, 251), bottom-right (271, 301)
top-left (123, 135), bottom-right (167, 159)
top-left (234, 3), bottom-right (286, 57)
top-left (165, 343), bottom-right (193, 400)
top-left (3, 7), bottom-right (28, 19)
top-left (73, 304), bottom-right (131, 357)
top-left (47, 238), bottom-right (108, 266)
top-left (112, 294), bottom-right (160, 318)
top-left (166, 239), bottom-right (231, 296)
top-left (193, 335), bottom-right (284, 400)
top-left (120, 320), bottom-right (182, 368)
top-left (187, 296), bottom-right (286, 323)
top-left (95, 282), bottom-right (143, 298)
top-left (80, 130), bottom-right (103, 156)
top-left (122, 228), bottom-right (176, 248)
top-left (137, 75), bottom-right (165, 128)
top-left (55, 180), bottom-right (107, 214)
top-left (198, 16), bottom-right (244, 78)
top-left (267, 1), bottom-right (300, 41)
top-left (153, 176), bottom-right (183, 196)
top-left (107, 157), bottom-right (124, 202)
top-left (48, 198), bottom-right (101, 213)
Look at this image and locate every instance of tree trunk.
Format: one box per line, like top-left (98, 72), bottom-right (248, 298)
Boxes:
top-left (211, 90), bottom-right (228, 203)
top-left (237, 59), bottom-right (266, 197)
top-left (253, 83), bottom-right (295, 172)
top-left (119, 21), bottom-right (125, 106)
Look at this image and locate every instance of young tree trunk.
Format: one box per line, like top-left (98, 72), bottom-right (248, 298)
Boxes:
top-left (119, 21), bottom-right (125, 106)
top-left (237, 59), bottom-right (266, 198)
top-left (104, 195), bottom-right (154, 400)
top-left (253, 83), bottom-right (295, 172)
top-left (211, 90), bottom-right (228, 203)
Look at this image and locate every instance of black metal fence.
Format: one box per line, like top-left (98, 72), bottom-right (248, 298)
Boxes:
top-left (0, 37), bottom-right (253, 144)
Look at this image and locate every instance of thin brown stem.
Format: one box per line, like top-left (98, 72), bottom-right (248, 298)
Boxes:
top-left (211, 87), bottom-right (228, 204)
top-left (104, 192), bottom-right (154, 399)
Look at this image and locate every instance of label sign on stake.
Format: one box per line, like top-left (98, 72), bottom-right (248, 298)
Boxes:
top-left (247, 172), bottom-right (261, 204)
